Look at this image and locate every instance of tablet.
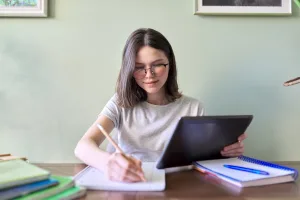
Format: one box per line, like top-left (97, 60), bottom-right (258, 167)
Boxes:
top-left (156, 115), bottom-right (253, 169)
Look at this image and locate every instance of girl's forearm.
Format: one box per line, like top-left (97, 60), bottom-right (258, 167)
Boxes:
top-left (74, 138), bottom-right (111, 172)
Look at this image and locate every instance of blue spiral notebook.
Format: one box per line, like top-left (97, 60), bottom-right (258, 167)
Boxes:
top-left (193, 156), bottom-right (298, 187)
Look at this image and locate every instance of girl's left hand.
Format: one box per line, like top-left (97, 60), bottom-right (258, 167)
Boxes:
top-left (221, 133), bottom-right (247, 157)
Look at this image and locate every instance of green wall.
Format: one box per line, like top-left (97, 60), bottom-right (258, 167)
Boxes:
top-left (0, 0), bottom-right (299, 163)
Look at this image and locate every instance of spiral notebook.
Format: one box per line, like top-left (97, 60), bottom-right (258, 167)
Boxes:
top-left (193, 156), bottom-right (298, 187)
top-left (73, 162), bottom-right (165, 191)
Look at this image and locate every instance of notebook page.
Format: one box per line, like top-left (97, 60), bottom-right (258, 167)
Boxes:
top-left (74, 162), bottom-right (165, 191)
top-left (195, 158), bottom-right (294, 182)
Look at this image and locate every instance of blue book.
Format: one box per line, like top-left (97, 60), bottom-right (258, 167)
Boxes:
top-left (0, 178), bottom-right (58, 200)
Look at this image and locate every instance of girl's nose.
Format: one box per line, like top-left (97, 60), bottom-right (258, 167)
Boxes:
top-left (144, 68), bottom-right (154, 78)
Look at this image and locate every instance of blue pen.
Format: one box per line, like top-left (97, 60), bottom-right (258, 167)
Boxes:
top-left (224, 165), bottom-right (270, 175)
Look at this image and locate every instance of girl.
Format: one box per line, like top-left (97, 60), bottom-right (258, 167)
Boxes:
top-left (74, 28), bottom-right (247, 183)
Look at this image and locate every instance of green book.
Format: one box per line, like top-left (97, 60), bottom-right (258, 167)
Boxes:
top-left (0, 160), bottom-right (50, 190)
top-left (45, 186), bottom-right (86, 200)
top-left (15, 176), bottom-right (75, 200)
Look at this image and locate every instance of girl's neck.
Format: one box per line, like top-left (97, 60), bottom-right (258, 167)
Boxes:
top-left (147, 91), bottom-right (168, 105)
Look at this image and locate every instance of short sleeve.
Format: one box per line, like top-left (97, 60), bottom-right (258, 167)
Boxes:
top-left (197, 101), bottom-right (205, 116)
top-left (196, 100), bottom-right (205, 116)
top-left (99, 94), bottom-right (121, 128)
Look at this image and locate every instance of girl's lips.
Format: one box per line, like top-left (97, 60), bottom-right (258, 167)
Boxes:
top-left (144, 80), bottom-right (158, 84)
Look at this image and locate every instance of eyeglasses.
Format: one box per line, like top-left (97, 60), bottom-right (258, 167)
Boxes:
top-left (133, 63), bottom-right (168, 80)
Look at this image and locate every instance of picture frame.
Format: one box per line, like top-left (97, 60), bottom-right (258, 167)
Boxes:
top-left (194, 0), bottom-right (292, 15)
top-left (0, 0), bottom-right (48, 17)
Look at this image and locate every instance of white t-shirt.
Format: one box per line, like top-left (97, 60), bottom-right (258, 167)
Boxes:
top-left (100, 94), bottom-right (205, 162)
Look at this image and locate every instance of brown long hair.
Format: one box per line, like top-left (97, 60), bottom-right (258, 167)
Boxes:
top-left (116, 28), bottom-right (181, 108)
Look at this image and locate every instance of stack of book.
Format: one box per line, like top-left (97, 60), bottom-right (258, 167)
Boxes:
top-left (0, 159), bottom-right (86, 200)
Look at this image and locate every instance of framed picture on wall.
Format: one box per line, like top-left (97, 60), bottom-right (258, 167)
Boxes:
top-left (0, 0), bottom-right (47, 17)
top-left (194, 0), bottom-right (292, 15)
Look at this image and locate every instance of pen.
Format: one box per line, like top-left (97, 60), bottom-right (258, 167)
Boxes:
top-left (223, 165), bottom-right (269, 175)
top-left (96, 124), bottom-right (146, 181)
top-left (283, 77), bottom-right (300, 87)
top-left (96, 124), bottom-right (125, 154)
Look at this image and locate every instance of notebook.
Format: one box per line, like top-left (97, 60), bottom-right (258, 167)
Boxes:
top-left (0, 160), bottom-right (50, 190)
top-left (74, 162), bottom-right (166, 191)
top-left (44, 186), bottom-right (86, 200)
top-left (15, 176), bottom-right (74, 200)
top-left (0, 178), bottom-right (58, 200)
top-left (193, 156), bottom-right (298, 187)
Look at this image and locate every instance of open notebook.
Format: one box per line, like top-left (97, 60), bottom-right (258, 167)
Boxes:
top-left (194, 156), bottom-right (298, 187)
top-left (73, 162), bottom-right (165, 191)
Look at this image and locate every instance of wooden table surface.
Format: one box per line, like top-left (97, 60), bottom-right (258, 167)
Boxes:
top-left (36, 162), bottom-right (300, 200)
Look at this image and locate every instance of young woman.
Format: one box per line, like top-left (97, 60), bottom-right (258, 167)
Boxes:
top-left (74, 28), bottom-right (247, 183)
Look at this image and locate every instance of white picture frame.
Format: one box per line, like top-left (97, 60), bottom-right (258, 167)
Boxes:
top-left (194, 0), bottom-right (292, 15)
top-left (0, 0), bottom-right (48, 17)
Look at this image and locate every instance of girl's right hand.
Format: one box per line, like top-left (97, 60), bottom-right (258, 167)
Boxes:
top-left (105, 152), bottom-right (146, 182)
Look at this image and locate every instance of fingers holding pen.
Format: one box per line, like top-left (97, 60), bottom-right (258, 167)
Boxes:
top-left (108, 159), bottom-right (142, 182)
top-left (96, 124), bottom-right (145, 182)
top-left (106, 153), bottom-right (146, 182)
top-left (118, 154), bottom-right (146, 180)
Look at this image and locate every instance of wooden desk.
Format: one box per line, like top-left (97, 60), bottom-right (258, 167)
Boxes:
top-left (36, 162), bottom-right (300, 200)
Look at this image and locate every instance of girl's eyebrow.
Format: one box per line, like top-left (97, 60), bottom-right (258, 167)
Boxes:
top-left (135, 62), bottom-right (144, 65)
top-left (135, 59), bottom-right (167, 65)
top-left (152, 59), bottom-right (166, 63)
